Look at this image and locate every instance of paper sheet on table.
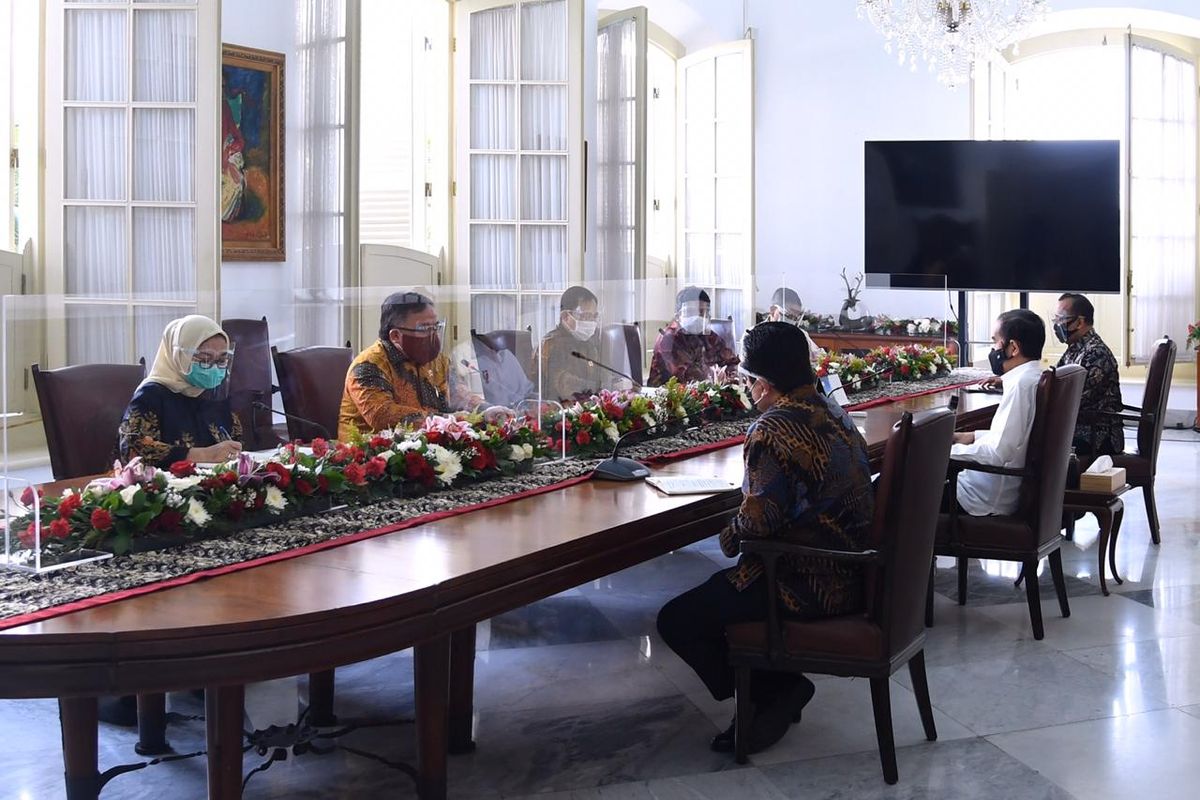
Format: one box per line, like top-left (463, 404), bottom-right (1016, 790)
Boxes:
top-left (645, 476), bottom-right (740, 495)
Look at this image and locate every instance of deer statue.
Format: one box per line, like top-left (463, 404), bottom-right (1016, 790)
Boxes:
top-left (838, 268), bottom-right (872, 330)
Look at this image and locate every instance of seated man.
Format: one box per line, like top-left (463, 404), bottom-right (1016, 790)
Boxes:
top-left (766, 286), bottom-right (826, 361)
top-left (536, 285), bottom-right (608, 402)
top-left (648, 286), bottom-right (739, 386)
top-left (1054, 292), bottom-right (1123, 461)
top-left (338, 291), bottom-right (452, 439)
top-left (953, 309), bottom-right (1045, 516)
top-left (451, 333), bottom-right (536, 410)
top-left (656, 322), bottom-right (874, 756)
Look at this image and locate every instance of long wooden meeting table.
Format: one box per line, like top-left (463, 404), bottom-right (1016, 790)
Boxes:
top-left (0, 386), bottom-right (998, 800)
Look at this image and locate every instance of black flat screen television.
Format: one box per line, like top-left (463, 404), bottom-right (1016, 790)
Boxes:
top-left (864, 140), bottom-right (1120, 293)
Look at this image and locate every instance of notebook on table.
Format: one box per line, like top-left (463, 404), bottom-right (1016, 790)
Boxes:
top-left (645, 476), bottom-right (740, 495)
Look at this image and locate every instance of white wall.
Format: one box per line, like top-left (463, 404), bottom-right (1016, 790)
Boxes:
top-left (219, 0), bottom-right (301, 351)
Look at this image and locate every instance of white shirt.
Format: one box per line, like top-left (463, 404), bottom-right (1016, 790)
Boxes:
top-left (451, 340), bottom-right (535, 409)
top-left (951, 359), bottom-right (1042, 516)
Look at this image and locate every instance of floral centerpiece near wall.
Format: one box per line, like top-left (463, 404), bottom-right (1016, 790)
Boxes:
top-left (872, 315), bottom-right (959, 338)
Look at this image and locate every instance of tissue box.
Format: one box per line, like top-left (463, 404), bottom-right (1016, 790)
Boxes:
top-left (1079, 467), bottom-right (1126, 493)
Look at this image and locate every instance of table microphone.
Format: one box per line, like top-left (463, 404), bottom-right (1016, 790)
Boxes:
top-left (251, 400), bottom-right (332, 441)
top-left (570, 351), bottom-right (642, 388)
top-left (592, 426), bottom-right (653, 481)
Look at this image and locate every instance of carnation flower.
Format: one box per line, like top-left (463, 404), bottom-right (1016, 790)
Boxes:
top-left (167, 475), bottom-right (203, 492)
top-left (90, 508), bottom-right (113, 531)
top-left (425, 444), bottom-right (463, 486)
top-left (186, 497), bottom-right (212, 527)
top-left (264, 485), bottom-right (287, 512)
top-left (48, 518), bottom-right (71, 540)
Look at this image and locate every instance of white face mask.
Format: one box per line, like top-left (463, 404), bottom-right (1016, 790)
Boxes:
top-left (570, 319), bottom-right (598, 341)
top-left (680, 315), bottom-right (708, 335)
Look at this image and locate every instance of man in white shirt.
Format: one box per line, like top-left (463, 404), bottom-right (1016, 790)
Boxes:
top-left (451, 335), bottom-right (536, 410)
top-left (952, 309), bottom-right (1046, 516)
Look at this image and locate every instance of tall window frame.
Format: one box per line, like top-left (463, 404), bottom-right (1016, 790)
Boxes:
top-left (43, 0), bottom-right (220, 368)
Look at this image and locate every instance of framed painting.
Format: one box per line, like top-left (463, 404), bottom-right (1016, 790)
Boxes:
top-left (221, 44), bottom-right (285, 261)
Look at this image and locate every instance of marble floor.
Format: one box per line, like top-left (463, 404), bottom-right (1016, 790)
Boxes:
top-left (3, 432), bottom-right (1200, 799)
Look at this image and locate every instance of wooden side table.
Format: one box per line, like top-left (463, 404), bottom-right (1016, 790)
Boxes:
top-left (1063, 485), bottom-right (1129, 596)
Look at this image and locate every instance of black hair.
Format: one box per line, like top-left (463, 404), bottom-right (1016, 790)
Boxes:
top-left (770, 287), bottom-right (803, 311)
top-left (676, 286), bottom-right (711, 310)
top-left (741, 321), bottom-right (813, 393)
top-left (1057, 292), bottom-right (1095, 325)
top-left (997, 309), bottom-right (1046, 360)
top-left (379, 291), bottom-right (435, 340)
top-left (560, 285), bottom-right (598, 311)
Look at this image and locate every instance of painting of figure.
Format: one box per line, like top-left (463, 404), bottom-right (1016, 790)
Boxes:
top-left (221, 44), bottom-right (285, 261)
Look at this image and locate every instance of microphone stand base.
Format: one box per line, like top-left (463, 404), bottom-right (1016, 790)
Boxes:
top-left (592, 457), bottom-right (650, 481)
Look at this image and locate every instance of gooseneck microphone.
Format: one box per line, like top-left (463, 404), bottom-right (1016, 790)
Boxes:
top-left (570, 351), bottom-right (642, 388)
top-left (252, 401), bottom-right (332, 442)
top-left (592, 425), bottom-right (654, 481)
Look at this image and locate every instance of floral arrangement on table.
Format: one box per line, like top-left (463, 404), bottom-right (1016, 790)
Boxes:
top-left (1187, 321), bottom-right (1200, 351)
top-left (870, 315), bottom-right (959, 338)
top-left (9, 412), bottom-right (553, 558)
top-left (796, 312), bottom-right (837, 331)
top-left (7, 379), bottom-right (756, 559)
top-left (815, 344), bottom-right (955, 393)
top-left (546, 377), bottom-right (754, 458)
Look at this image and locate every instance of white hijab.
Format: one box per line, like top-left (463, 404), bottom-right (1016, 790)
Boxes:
top-left (141, 315), bottom-right (230, 398)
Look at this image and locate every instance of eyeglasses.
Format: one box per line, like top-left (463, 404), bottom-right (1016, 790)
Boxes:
top-left (394, 320), bottom-right (446, 338)
top-left (180, 348), bottom-right (235, 369)
top-left (736, 368), bottom-right (763, 389)
top-left (569, 309), bottom-right (601, 323)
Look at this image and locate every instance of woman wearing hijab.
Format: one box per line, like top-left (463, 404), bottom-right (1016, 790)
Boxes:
top-left (119, 315), bottom-right (243, 467)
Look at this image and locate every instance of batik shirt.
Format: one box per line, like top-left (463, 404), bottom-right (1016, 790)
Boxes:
top-left (720, 385), bottom-right (875, 618)
top-left (338, 339), bottom-right (452, 440)
top-left (648, 321), bottom-right (740, 387)
top-left (1058, 329), bottom-right (1124, 457)
top-left (119, 383), bottom-right (243, 468)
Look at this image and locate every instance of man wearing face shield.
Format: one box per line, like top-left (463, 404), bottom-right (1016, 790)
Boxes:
top-left (766, 286), bottom-right (826, 362)
top-left (535, 285), bottom-right (607, 401)
top-left (648, 286), bottom-right (740, 386)
top-left (656, 322), bottom-right (873, 755)
top-left (338, 290), bottom-right (452, 439)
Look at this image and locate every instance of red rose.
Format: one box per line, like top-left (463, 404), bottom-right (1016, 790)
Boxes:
top-left (17, 524), bottom-right (36, 549)
top-left (579, 412), bottom-right (595, 426)
top-left (369, 436), bottom-right (391, 449)
top-left (218, 472), bottom-right (237, 487)
top-left (294, 478), bottom-right (314, 496)
top-left (265, 461), bottom-right (292, 489)
top-left (343, 462), bottom-right (367, 486)
top-left (253, 491), bottom-right (265, 509)
top-left (48, 518), bottom-right (71, 540)
top-left (57, 493), bottom-right (82, 520)
top-left (404, 452), bottom-right (435, 485)
top-left (364, 456), bottom-right (388, 479)
top-left (317, 476), bottom-right (330, 493)
top-left (606, 404), bottom-right (624, 420)
top-left (900, 364), bottom-right (911, 376)
top-left (90, 508), bottom-right (114, 531)
top-left (311, 438), bottom-right (329, 457)
top-left (468, 445), bottom-right (494, 471)
top-left (155, 509), bottom-right (183, 533)
top-left (576, 430), bottom-right (591, 446)
top-left (425, 430), bottom-right (442, 444)
top-left (226, 500), bottom-right (245, 522)
top-left (19, 486), bottom-right (43, 507)
top-left (169, 460), bottom-right (195, 478)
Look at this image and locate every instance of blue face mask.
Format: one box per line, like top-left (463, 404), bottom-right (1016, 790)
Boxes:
top-left (186, 362), bottom-right (227, 390)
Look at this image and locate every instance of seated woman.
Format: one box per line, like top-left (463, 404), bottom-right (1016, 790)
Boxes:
top-left (656, 321), bottom-right (874, 756)
top-left (119, 315), bottom-right (243, 468)
top-left (338, 290), bottom-right (454, 439)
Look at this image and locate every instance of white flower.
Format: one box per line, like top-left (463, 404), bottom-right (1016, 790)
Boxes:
top-left (522, 443), bottom-right (534, 458)
top-left (186, 497), bottom-right (211, 527)
top-left (425, 444), bottom-right (463, 485)
top-left (264, 485), bottom-right (287, 512)
top-left (119, 485), bottom-right (141, 505)
top-left (62, 488), bottom-right (75, 498)
top-left (167, 475), bottom-right (203, 491)
top-left (641, 413), bottom-right (657, 429)
top-left (397, 439), bottom-right (424, 453)
top-left (165, 491), bottom-right (186, 508)
top-left (507, 444), bottom-right (527, 463)
top-left (604, 424), bottom-right (619, 442)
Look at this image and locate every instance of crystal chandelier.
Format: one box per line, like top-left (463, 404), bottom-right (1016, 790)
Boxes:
top-left (857, 0), bottom-right (1049, 87)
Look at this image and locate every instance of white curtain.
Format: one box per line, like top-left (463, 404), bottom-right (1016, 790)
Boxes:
top-left (596, 15), bottom-right (637, 324)
top-left (62, 5), bottom-right (196, 365)
top-left (1131, 44), bottom-right (1197, 360)
top-left (471, 6), bottom-right (514, 80)
top-left (296, 0), bottom-right (345, 347)
top-left (521, 1), bottom-right (565, 81)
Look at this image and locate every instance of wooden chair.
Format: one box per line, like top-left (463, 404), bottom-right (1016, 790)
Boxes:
top-left (31, 360), bottom-right (146, 480)
top-left (726, 408), bottom-right (956, 783)
top-left (271, 345), bottom-right (353, 441)
top-left (599, 323), bottom-right (644, 386)
top-left (1104, 336), bottom-right (1176, 545)
top-left (221, 316), bottom-right (284, 450)
top-left (933, 364), bottom-right (1086, 640)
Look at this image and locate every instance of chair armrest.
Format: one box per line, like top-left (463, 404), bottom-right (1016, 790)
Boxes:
top-left (1078, 409), bottom-right (1143, 425)
top-left (948, 458), bottom-right (1027, 478)
top-left (1122, 403), bottom-right (1143, 413)
top-left (740, 538), bottom-right (882, 565)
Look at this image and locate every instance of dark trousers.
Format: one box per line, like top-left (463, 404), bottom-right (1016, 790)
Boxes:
top-left (656, 570), bottom-right (801, 703)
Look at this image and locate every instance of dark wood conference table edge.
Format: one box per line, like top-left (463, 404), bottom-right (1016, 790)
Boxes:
top-left (0, 387), bottom-right (997, 800)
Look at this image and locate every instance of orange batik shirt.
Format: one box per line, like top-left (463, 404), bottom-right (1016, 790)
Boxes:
top-left (338, 340), bottom-right (452, 440)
